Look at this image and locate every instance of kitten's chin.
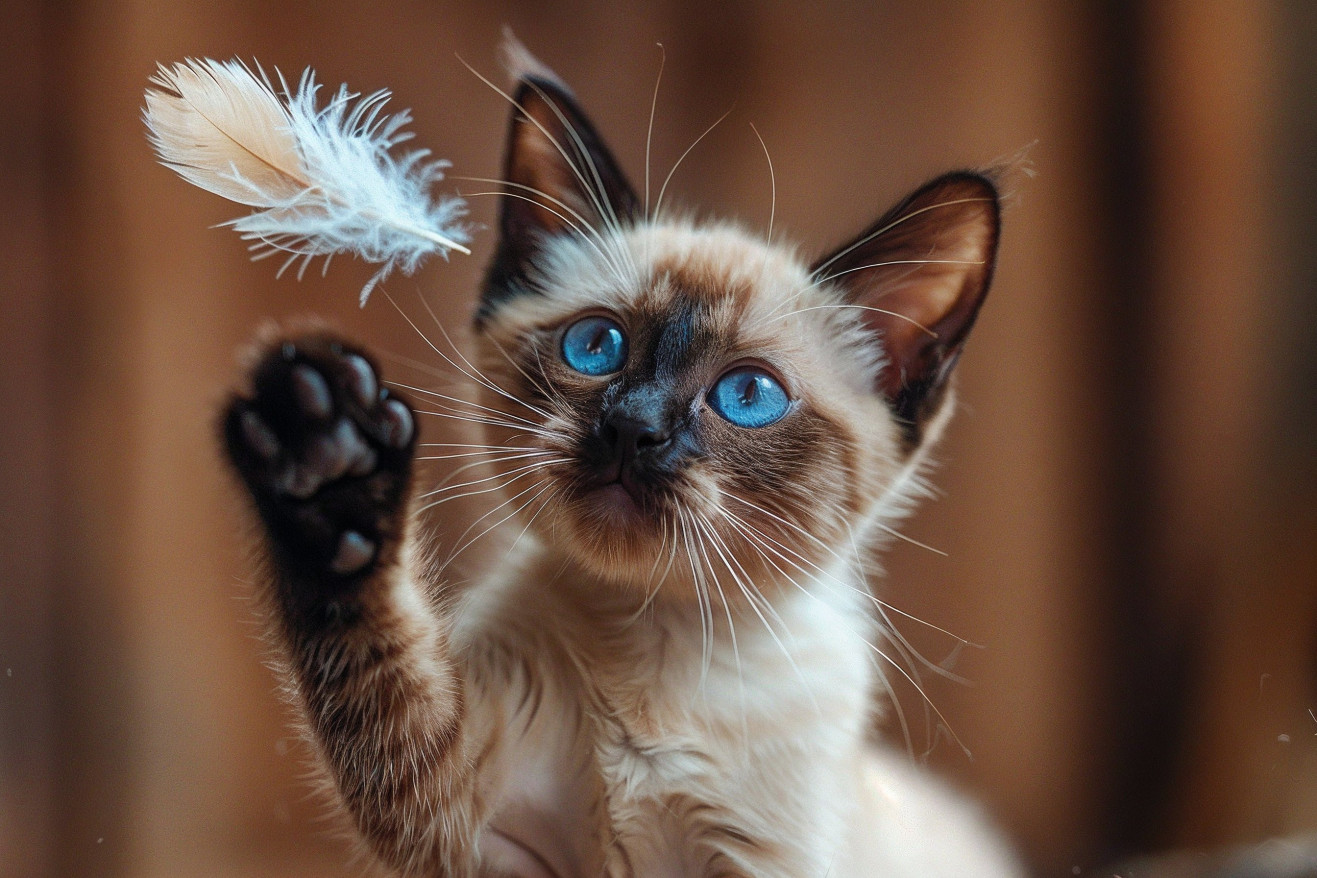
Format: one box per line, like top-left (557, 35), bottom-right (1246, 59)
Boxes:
top-left (548, 481), bottom-right (677, 588)
top-left (549, 482), bottom-right (816, 605)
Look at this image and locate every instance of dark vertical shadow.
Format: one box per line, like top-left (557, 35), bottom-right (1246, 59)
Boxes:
top-left (1273, 9), bottom-right (1317, 492)
top-left (0, 2), bottom-right (57, 877)
top-left (1085, 0), bottom-right (1203, 866)
top-left (1274, 1), bottom-right (1317, 727)
top-left (43, 1), bottom-right (135, 875)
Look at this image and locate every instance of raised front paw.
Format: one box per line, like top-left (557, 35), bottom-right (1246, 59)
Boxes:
top-left (222, 332), bottom-right (416, 580)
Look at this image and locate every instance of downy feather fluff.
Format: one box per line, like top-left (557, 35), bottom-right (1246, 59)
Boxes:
top-left (144, 58), bottom-right (470, 305)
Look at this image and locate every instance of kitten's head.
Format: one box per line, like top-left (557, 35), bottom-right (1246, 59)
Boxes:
top-left (471, 62), bottom-right (999, 602)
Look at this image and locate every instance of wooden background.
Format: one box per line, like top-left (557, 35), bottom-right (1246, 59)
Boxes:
top-left (4, 2), bottom-right (1316, 876)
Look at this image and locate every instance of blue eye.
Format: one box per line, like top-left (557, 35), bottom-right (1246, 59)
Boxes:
top-left (708, 367), bottom-right (791, 428)
top-left (561, 316), bottom-right (627, 376)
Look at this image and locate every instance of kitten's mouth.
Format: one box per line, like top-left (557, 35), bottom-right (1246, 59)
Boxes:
top-left (584, 453), bottom-right (654, 515)
top-left (576, 453), bottom-right (668, 524)
top-left (588, 477), bottom-right (648, 521)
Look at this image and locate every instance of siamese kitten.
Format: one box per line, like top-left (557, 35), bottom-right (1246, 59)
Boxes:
top-left (222, 49), bottom-right (1021, 878)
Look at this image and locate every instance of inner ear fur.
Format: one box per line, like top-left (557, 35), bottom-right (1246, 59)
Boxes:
top-left (503, 76), bottom-right (640, 240)
top-left (812, 172), bottom-right (1000, 440)
top-left (481, 72), bottom-right (641, 314)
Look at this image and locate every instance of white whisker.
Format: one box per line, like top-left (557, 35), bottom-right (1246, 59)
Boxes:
top-left (454, 175), bottom-right (622, 258)
top-left (422, 451), bottom-right (561, 495)
top-left (416, 448), bottom-right (558, 463)
top-left (695, 509), bottom-right (820, 719)
top-left (406, 289), bottom-right (568, 424)
top-left (809, 196), bottom-right (996, 281)
top-left (458, 189), bottom-right (633, 290)
top-left (419, 454), bottom-right (565, 497)
top-left (749, 123), bottom-right (776, 250)
top-left (716, 500), bottom-right (971, 757)
top-left (809, 258), bottom-right (985, 292)
top-left (416, 457), bottom-right (567, 511)
top-left (410, 406), bottom-right (561, 440)
top-left (654, 109), bottom-right (733, 222)
top-left (485, 332), bottom-right (579, 425)
top-left (442, 477), bottom-right (558, 569)
top-left (643, 44), bottom-right (665, 222)
top-left (723, 492), bottom-right (972, 648)
top-left (379, 289), bottom-right (562, 424)
top-left (675, 504), bottom-right (714, 697)
top-left (392, 380), bottom-right (548, 429)
top-left (418, 441), bottom-right (548, 452)
top-left (520, 78), bottom-right (634, 255)
top-left (505, 483), bottom-right (562, 558)
top-left (689, 512), bottom-right (749, 742)
top-left (874, 522), bottom-right (950, 558)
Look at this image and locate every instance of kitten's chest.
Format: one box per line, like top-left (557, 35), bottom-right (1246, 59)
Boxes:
top-left (459, 571), bottom-right (874, 876)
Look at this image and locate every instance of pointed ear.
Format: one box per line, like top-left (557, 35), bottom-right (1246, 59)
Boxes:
top-left (480, 69), bottom-right (640, 319)
top-left (813, 172), bottom-right (1000, 441)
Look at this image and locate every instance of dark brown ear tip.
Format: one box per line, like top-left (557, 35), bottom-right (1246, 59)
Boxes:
top-left (933, 168), bottom-right (1001, 191)
top-left (483, 48), bottom-right (642, 321)
top-left (920, 171), bottom-right (1002, 214)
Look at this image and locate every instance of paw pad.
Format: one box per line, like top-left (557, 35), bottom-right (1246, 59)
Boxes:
top-left (224, 334), bottom-right (416, 578)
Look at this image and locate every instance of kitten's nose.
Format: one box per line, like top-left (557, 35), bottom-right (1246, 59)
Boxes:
top-left (601, 413), bottom-right (669, 465)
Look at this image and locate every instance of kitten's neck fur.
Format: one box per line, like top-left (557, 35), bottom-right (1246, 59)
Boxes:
top-left (458, 527), bottom-right (881, 673)
top-left (448, 531), bottom-right (880, 875)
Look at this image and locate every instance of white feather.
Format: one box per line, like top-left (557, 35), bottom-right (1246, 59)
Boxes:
top-left (144, 58), bottom-right (470, 305)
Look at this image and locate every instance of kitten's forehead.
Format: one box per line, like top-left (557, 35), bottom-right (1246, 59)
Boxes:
top-left (629, 222), bottom-right (811, 314)
top-left (496, 219), bottom-right (816, 332)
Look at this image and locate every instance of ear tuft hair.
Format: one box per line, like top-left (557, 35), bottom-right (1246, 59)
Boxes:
top-left (499, 28), bottom-right (569, 94)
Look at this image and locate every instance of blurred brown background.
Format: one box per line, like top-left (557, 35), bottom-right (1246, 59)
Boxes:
top-left (4, 1), bottom-right (1316, 876)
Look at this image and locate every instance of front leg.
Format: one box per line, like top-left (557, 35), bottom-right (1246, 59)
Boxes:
top-left (222, 330), bottom-right (483, 876)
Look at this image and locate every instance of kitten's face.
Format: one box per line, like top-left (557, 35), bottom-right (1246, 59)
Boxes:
top-left (476, 222), bottom-right (900, 594)
top-left (472, 68), bottom-right (999, 602)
